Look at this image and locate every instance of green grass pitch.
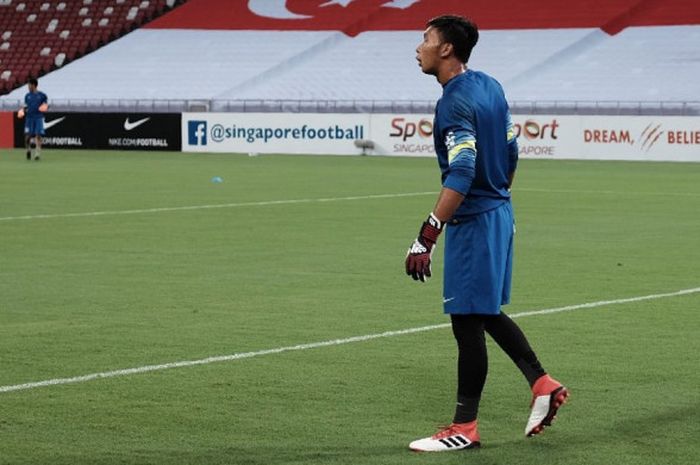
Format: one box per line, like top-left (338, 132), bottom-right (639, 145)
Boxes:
top-left (1, 149), bottom-right (699, 465)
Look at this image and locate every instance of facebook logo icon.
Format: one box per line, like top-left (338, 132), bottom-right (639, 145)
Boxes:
top-left (188, 121), bottom-right (207, 145)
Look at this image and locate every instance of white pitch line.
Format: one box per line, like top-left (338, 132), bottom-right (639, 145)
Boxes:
top-left (1, 287), bottom-right (698, 395)
top-left (3, 188), bottom-right (696, 222)
top-left (0, 191), bottom-right (438, 222)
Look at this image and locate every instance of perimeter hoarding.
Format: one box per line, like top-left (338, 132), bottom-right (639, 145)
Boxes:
top-left (13, 113), bottom-right (181, 151)
top-left (371, 114), bottom-right (700, 162)
top-left (182, 113), bottom-right (699, 161)
top-left (370, 114), bottom-right (435, 157)
top-left (182, 113), bottom-right (369, 155)
top-left (0, 112), bottom-right (13, 148)
top-left (513, 115), bottom-right (700, 162)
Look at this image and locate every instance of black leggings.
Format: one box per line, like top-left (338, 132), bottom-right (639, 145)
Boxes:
top-left (450, 312), bottom-right (545, 422)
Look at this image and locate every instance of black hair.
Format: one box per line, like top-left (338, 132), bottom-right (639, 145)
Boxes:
top-left (427, 15), bottom-right (479, 63)
top-left (28, 78), bottom-right (38, 87)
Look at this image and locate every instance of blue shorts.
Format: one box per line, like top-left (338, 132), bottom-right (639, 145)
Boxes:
top-left (24, 116), bottom-right (45, 136)
top-left (443, 201), bottom-right (514, 315)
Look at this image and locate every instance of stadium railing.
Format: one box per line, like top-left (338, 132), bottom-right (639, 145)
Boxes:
top-left (0, 99), bottom-right (699, 116)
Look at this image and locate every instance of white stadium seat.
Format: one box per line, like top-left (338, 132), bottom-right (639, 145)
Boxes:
top-left (2, 26), bottom-right (696, 104)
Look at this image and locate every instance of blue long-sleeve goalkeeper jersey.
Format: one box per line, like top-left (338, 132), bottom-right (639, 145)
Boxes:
top-left (24, 91), bottom-right (48, 118)
top-left (433, 70), bottom-right (518, 218)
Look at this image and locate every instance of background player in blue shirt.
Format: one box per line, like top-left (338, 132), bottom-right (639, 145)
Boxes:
top-left (405, 15), bottom-right (569, 452)
top-left (18, 78), bottom-right (49, 161)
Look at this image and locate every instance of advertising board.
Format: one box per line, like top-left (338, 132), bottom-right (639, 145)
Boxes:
top-left (13, 113), bottom-right (181, 151)
top-left (182, 113), bottom-right (369, 155)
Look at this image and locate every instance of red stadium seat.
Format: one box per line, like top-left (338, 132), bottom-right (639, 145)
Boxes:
top-left (0, 0), bottom-right (185, 95)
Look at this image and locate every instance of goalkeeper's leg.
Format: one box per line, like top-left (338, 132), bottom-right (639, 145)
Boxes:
top-left (484, 313), bottom-right (569, 436)
top-left (35, 135), bottom-right (42, 161)
top-left (484, 312), bottom-right (545, 386)
top-left (451, 314), bottom-right (489, 424)
top-left (408, 314), bottom-right (486, 452)
top-left (25, 134), bottom-right (31, 160)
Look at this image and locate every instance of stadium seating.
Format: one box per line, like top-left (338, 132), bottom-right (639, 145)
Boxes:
top-left (0, 0), bottom-right (182, 95)
top-left (1, 0), bottom-right (699, 107)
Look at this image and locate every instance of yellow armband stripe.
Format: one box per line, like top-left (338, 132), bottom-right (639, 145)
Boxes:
top-left (448, 141), bottom-right (477, 163)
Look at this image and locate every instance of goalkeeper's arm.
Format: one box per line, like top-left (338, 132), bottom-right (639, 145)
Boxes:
top-left (405, 145), bottom-right (474, 282)
top-left (506, 111), bottom-right (518, 189)
top-left (432, 187), bottom-right (465, 222)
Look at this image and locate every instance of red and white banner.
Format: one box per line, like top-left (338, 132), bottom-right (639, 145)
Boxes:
top-left (148, 0), bottom-right (700, 36)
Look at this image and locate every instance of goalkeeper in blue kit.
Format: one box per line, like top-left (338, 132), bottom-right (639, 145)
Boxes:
top-left (405, 16), bottom-right (568, 452)
top-left (18, 78), bottom-right (49, 161)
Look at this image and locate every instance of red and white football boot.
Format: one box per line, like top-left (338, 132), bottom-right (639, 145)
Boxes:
top-left (525, 374), bottom-right (569, 437)
top-left (409, 421), bottom-right (481, 452)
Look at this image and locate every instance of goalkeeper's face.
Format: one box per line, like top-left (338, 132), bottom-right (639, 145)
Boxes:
top-left (416, 27), bottom-right (443, 76)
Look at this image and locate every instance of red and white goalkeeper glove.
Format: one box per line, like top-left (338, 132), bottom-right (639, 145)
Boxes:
top-left (405, 213), bottom-right (444, 282)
